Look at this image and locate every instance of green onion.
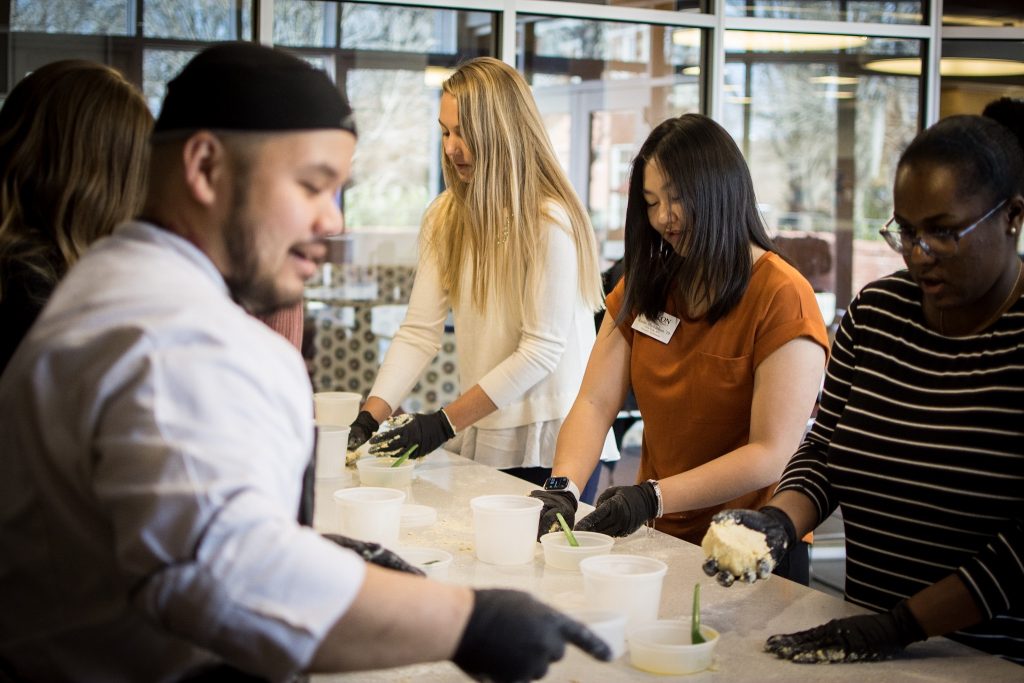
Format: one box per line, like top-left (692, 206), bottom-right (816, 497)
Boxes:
top-left (390, 444), bottom-right (418, 467)
top-left (691, 583), bottom-right (706, 644)
top-left (555, 512), bottom-right (579, 547)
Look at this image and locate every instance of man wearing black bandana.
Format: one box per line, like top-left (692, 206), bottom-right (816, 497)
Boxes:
top-left (0, 43), bottom-right (610, 683)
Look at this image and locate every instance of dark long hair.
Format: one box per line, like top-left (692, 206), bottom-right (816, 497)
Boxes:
top-left (900, 113), bottom-right (1023, 203)
top-left (620, 114), bottom-right (776, 325)
top-left (0, 60), bottom-right (152, 303)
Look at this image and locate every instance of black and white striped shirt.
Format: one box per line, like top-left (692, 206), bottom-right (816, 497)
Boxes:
top-left (777, 270), bottom-right (1024, 664)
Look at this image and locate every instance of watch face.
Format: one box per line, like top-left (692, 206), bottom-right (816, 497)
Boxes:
top-left (544, 476), bottom-right (569, 491)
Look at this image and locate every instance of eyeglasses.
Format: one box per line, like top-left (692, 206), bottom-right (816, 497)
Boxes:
top-left (879, 198), bottom-right (1007, 259)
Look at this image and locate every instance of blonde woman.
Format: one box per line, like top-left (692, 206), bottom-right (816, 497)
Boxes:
top-left (349, 56), bottom-right (617, 485)
top-left (0, 60), bottom-right (152, 373)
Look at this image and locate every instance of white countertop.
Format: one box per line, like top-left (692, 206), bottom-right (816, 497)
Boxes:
top-left (312, 451), bottom-right (1021, 682)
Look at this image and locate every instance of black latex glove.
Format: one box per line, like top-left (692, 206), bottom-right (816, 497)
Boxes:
top-left (765, 601), bottom-right (927, 663)
top-left (530, 490), bottom-right (578, 540)
top-left (322, 533), bottom-right (425, 577)
top-left (368, 410), bottom-right (454, 458)
top-left (574, 482), bottom-right (658, 537)
top-left (701, 506), bottom-right (796, 587)
top-left (347, 410), bottom-right (379, 451)
top-left (452, 589), bottom-right (612, 682)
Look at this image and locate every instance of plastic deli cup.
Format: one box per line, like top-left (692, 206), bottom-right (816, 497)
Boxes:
top-left (568, 608), bottom-right (628, 660)
top-left (356, 457), bottom-right (415, 489)
top-left (539, 531), bottom-right (614, 571)
top-left (579, 554), bottom-right (668, 627)
top-left (333, 486), bottom-right (405, 548)
top-left (398, 547), bottom-right (454, 580)
top-left (314, 392), bottom-right (362, 427)
top-left (628, 620), bottom-right (719, 674)
top-left (470, 494), bottom-right (543, 565)
top-left (315, 425), bottom-right (350, 479)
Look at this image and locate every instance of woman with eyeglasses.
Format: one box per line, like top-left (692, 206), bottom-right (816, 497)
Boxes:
top-left (703, 114), bottom-right (1024, 666)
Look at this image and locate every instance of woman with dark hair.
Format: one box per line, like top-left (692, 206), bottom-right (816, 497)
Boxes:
top-left (0, 60), bottom-right (152, 373)
top-left (532, 114), bottom-right (828, 582)
top-left (703, 114), bottom-right (1024, 665)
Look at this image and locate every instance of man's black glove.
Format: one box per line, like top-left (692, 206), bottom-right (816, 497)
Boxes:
top-left (765, 601), bottom-right (926, 663)
top-left (322, 533), bottom-right (425, 577)
top-left (452, 589), bottom-right (612, 682)
top-left (367, 410), bottom-right (454, 458)
top-left (347, 410), bottom-right (379, 451)
top-left (574, 482), bottom-right (658, 537)
top-left (529, 490), bottom-right (578, 540)
top-left (702, 506), bottom-right (795, 587)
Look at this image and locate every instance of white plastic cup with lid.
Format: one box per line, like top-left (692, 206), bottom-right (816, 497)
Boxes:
top-left (314, 391), bottom-right (362, 427)
top-left (470, 494), bottom-right (542, 565)
top-left (579, 554), bottom-right (668, 627)
top-left (315, 425), bottom-right (349, 479)
top-left (333, 486), bottom-right (405, 548)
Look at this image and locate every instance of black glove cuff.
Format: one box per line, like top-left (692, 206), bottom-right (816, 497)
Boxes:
top-left (437, 408), bottom-right (456, 439)
top-left (759, 505), bottom-right (797, 551)
top-left (353, 410), bottom-right (379, 433)
top-left (891, 601), bottom-right (927, 646)
top-left (638, 481), bottom-right (660, 520)
top-left (532, 489), bottom-right (578, 510)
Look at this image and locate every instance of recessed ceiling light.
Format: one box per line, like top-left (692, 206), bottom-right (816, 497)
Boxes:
top-left (864, 57), bottom-right (1024, 77)
top-left (809, 76), bottom-right (860, 85)
top-left (673, 29), bottom-right (868, 52)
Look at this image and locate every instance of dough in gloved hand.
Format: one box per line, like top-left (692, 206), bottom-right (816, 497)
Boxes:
top-left (701, 518), bottom-right (772, 577)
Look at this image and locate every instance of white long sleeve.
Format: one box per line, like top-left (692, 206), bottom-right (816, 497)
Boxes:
top-left (369, 202), bottom-right (599, 431)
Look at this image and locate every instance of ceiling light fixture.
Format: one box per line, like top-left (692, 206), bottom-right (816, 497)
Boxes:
top-left (864, 57), bottom-right (1024, 77)
top-left (673, 30), bottom-right (868, 52)
top-left (809, 75), bottom-right (860, 85)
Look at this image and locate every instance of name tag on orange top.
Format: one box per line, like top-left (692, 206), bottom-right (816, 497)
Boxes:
top-left (631, 312), bottom-right (680, 344)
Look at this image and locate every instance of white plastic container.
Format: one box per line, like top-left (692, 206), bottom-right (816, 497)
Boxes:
top-left (470, 494), bottom-right (543, 565)
top-left (579, 554), bottom-right (668, 627)
top-left (398, 547), bottom-right (453, 580)
top-left (333, 486), bottom-right (405, 548)
top-left (628, 620), bottom-right (719, 675)
top-left (315, 425), bottom-right (350, 479)
top-left (314, 391), bottom-right (362, 427)
top-left (567, 608), bottom-right (628, 660)
top-left (356, 457), bottom-right (415, 489)
top-left (539, 531), bottom-right (614, 571)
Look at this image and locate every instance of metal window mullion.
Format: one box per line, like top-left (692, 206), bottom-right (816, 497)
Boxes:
top-left (501, 0), bottom-right (515, 66)
top-left (923, 0), bottom-right (941, 127)
top-left (257, 0), bottom-right (274, 45)
top-left (707, 0), bottom-right (725, 122)
top-left (942, 26), bottom-right (1024, 40)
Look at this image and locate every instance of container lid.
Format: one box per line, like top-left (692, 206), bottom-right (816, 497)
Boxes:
top-left (401, 504), bottom-right (437, 529)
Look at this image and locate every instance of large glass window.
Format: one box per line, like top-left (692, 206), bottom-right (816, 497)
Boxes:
top-left (938, 40), bottom-right (1024, 117)
top-left (276, 1), bottom-right (498, 239)
top-left (722, 32), bottom-right (921, 311)
top-left (943, 2), bottom-right (1024, 28)
top-left (12, 0), bottom-right (131, 35)
top-left (725, 0), bottom-right (923, 24)
top-left (144, 0), bottom-right (251, 40)
top-left (518, 16), bottom-right (703, 263)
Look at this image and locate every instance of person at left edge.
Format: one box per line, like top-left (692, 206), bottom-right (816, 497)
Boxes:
top-left (0, 43), bottom-right (610, 683)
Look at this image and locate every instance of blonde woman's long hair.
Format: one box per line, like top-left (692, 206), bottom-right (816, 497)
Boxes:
top-left (0, 60), bottom-right (152, 303)
top-left (427, 57), bottom-right (603, 319)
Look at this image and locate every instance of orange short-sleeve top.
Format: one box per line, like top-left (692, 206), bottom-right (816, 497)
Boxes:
top-left (605, 252), bottom-right (828, 544)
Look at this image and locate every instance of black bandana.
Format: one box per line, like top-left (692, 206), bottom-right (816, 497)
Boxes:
top-left (153, 42), bottom-right (356, 136)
